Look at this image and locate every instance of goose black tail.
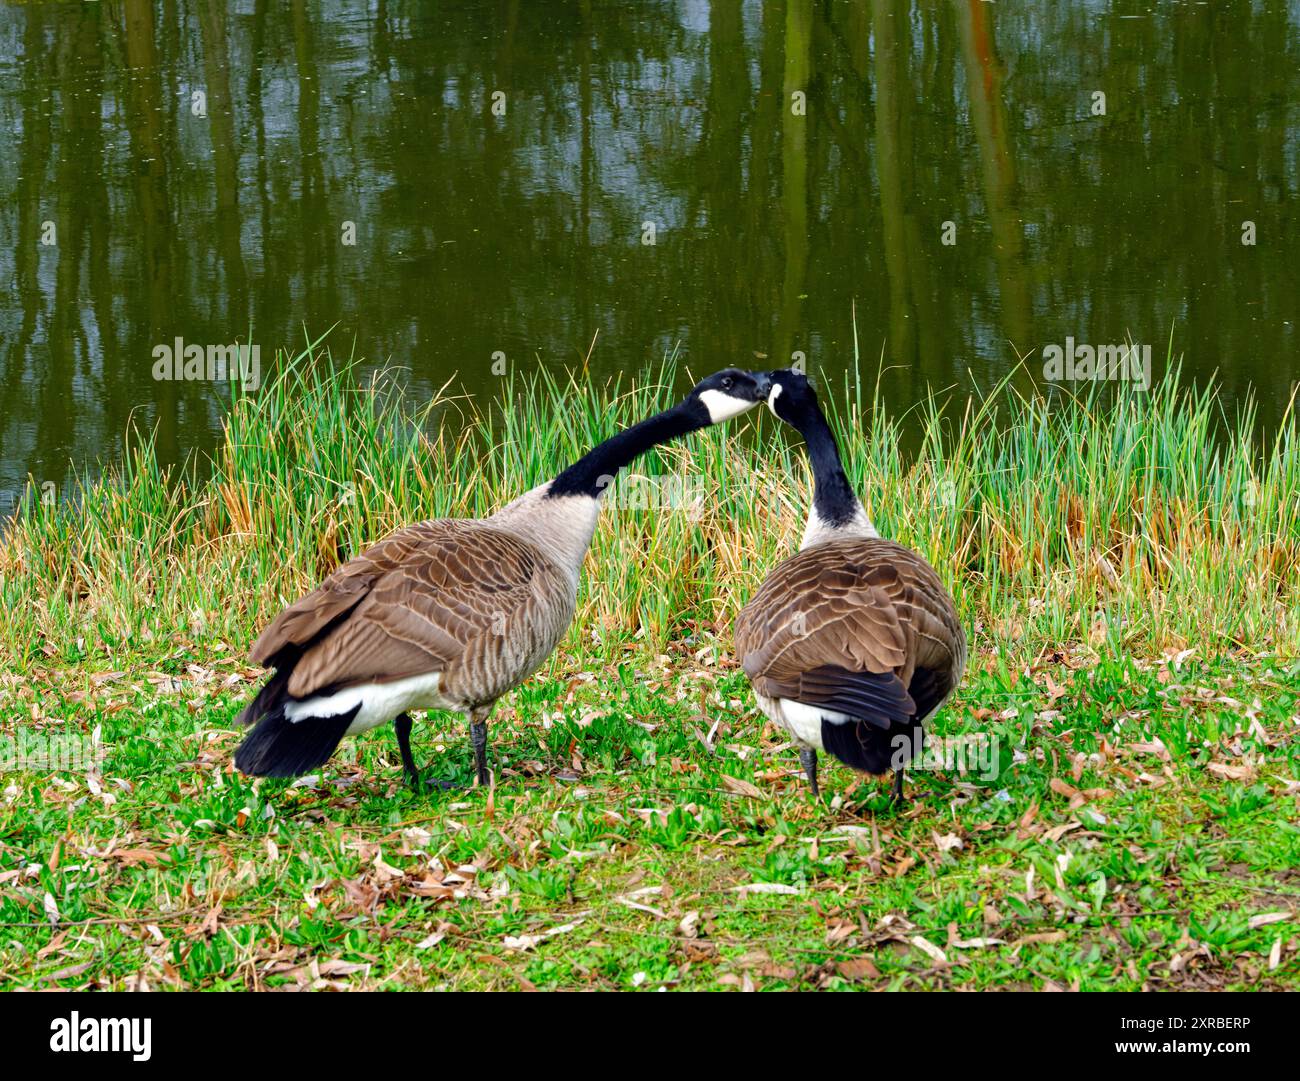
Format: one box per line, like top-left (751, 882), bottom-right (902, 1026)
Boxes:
top-left (778, 665), bottom-right (918, 776)
top-left (820, 717), bottom-right (922, 777)
top-left (234, 662), bottom-right (356, 777)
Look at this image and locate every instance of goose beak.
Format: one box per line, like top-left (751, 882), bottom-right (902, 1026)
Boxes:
top-left (755, 373), bottom-right (773, 398)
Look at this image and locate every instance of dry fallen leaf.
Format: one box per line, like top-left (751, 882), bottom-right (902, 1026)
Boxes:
top-left (910, 935), bottom-right (947, 963)
top-left (109, 847), bottom-right (163, 867)
top-left (503, 917), bottom-right (585, 951)
top-left (951, 936), bottom-right (1004, 949)
top-left (732, 882), bottom-right (801, 896)
top-left (1018, 801), bottom-right (1040, 835)
top-left (372, 851), bottom-right (406, 880)
top-left (316, 959), bottom-right (370, 977)
top-left (199, 905), bottom-right (222, 938)
top-left (616, 896), bottom-right (669, 919)
top-left (39, 962), bottom-right (92, 983)
top-left (836, 956), bottom-right (880, 981)
top-left (1043, 820), bottom-right (1082, 843)
top-left (720, 774), bottom-right (764, 799)
top-left (1016, 931), bottom-right (1067, 945)
top-left (1128, 737), bottom-right (1171, 761)
top-left (1207, 761), bottom-right (1256, 781)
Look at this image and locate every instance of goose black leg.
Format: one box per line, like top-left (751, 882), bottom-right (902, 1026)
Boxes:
top-left (394, 712), bottom-right (421, 791)
top-left (799, 747), bottom-right (820, 800)
top-left (891, 767), bottom-right (905, 805)
top-left (469, 709), bottom-right (491, 787)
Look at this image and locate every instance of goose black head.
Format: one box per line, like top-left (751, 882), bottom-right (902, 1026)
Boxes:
top-left (686, 368), bottom-right (773, 425)
top-left (765, 368), bottom-right (819, 423)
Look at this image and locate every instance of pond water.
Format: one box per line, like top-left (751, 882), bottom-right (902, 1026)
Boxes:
top-left (1, 0), bottom-right (1297, 502)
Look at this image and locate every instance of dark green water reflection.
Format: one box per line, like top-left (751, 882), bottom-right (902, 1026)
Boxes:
top-left (2, 0), bottom-right (1297, 500)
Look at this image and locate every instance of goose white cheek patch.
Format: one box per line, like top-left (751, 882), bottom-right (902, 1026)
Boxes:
top-left (767, 384), bottom-right (784, 415)
top-left (699, 389), bottom-right (758, 424)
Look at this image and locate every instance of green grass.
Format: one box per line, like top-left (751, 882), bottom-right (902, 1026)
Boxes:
top-left (0, 644), bottom-right (1296, 989)
top-left (1, 336), bottom-right (1298, 989)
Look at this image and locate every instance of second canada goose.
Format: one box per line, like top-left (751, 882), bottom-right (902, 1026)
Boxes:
top-left (235, 367), bottom-right (772, 788)
top-left (734, 370), bottom-right (966, 801)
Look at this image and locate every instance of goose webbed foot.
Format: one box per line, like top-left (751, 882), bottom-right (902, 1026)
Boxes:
top-left (799, 747), bottom-right (820, 801)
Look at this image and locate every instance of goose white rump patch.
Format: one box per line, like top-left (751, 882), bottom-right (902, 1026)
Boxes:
top-left (754, 693), bottom-right (850, 750)
top-left (285, 671), bottom-right (450, 735)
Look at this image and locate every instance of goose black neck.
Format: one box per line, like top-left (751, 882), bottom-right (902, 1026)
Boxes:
top-left (787, 398), bottom-right (861, 527)
top-left (546, 400), bottom-right (708, 499)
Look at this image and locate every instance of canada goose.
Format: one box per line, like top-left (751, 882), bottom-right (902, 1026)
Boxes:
top-left (733, 370), bottom-right (965, 801)
top-left (235, 367), bottom-right (772, 788)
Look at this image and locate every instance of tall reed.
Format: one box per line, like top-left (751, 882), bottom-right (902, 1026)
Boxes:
top-left (2, 336), bottom-right (1297, 669)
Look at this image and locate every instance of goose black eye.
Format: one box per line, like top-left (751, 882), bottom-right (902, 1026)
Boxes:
top-left (721, 375), bottom-right (735, 391)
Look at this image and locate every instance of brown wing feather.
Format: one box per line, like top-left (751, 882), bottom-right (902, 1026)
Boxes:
top-left (735, 538), bottom-right (964, 708)
top-left (249, 561), bottom-right (378, 666)
top-left (249, 520), bottom-right (562, 699)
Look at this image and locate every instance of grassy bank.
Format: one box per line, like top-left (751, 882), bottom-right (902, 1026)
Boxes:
top-left (2, 338), bottom-right (1299, 663)
top-left (1, 341), bottom-right (1298, 989)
